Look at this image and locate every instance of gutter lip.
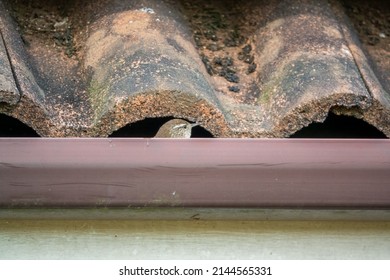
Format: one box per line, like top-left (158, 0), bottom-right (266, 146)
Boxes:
top-left (1, 138), bottom-right (389, 209)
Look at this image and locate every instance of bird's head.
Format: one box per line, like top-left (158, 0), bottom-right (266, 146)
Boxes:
top-left (154, 119), bottom-right (198, 138)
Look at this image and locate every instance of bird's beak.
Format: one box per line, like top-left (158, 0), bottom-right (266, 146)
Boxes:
top-left (191, 123), bottom-right (199, 128)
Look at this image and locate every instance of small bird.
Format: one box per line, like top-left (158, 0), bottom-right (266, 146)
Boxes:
top-left (154, 119), bottom-right (198, 138)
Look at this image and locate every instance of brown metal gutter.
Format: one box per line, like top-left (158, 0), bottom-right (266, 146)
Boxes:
top-left (1, 138), bottom-right (389, 209)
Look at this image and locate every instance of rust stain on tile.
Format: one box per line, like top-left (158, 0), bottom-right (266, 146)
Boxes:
top-left (0, 0), bottom-right (389, 137)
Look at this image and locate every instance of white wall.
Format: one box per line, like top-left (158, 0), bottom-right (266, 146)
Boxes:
top-left (1, 209), bottom-right (390, 259)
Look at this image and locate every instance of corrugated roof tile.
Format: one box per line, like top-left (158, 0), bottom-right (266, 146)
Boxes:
top-left (0, 0), bottom-right (389, 137)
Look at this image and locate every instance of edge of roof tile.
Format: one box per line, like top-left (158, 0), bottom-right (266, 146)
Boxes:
top-left (330, 0), bottom-right (390, 137)
top-left (0, 23), bottom-right (19, 105)
top-left (0, 0), bottom-right (52, 136)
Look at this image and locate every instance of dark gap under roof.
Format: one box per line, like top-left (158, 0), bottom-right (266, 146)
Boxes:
top-left (0, 113), bottom-right (40, 137)
top-left (109, 117), bottom-right (213, 138)
top-left (290, 113), bottom-right (387, 138)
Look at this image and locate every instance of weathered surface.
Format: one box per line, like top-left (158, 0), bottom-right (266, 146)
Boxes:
top-left (0, 0), bottom-right (50, 135)
top-left (0, 26), bottom-right (19, 104)
top-left (0, 0), bottom-right (389, 137)
top-left (234, 0), bottom-right (372, 137)
top-left (82, 0), bottom-right (228, 136)
top-left (330, 0), bottom-right (390, 137)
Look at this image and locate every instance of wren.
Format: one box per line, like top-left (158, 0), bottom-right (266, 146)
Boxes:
top-left (154, 119), bottom-right (198, 138)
